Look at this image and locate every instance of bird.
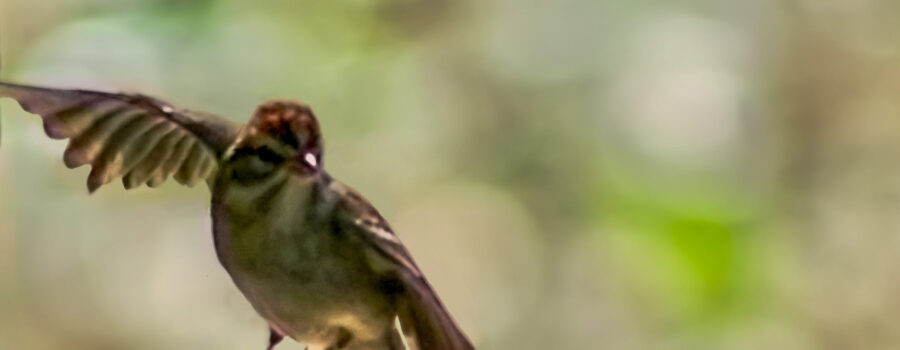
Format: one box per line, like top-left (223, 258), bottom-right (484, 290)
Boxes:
top-left (0, 81), bottom-right (474, 350)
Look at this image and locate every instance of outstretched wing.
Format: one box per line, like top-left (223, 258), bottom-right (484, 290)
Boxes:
top-left (332, 181), bottom-right (474, 350)
top-left (0, 82), bottom-right (243, 192)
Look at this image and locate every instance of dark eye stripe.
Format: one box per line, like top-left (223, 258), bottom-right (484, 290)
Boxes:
top-left (228, 145), bottom-right (285, 186)
top-left (232, 145), bottom-right (283, 163)
top-left (257, 146), bottom-right (284, 164)
top-left (231, 146), bottom-right (257, 159)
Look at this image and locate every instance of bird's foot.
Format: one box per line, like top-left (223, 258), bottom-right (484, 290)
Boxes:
top-left (266, 327), bottom-right (284, 350)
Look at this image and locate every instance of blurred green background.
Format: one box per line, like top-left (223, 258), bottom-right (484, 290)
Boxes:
top-left (2, 0), bottom-right (899, 349)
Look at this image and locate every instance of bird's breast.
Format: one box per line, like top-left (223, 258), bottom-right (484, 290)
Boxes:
top-left (212, 168), bottom-right (320, 277)
top-left (210, 169), bottom-right (391, 344)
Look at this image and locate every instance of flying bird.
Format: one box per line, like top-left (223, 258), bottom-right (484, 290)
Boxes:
top-left (0, 81), bottom-right (474, 350)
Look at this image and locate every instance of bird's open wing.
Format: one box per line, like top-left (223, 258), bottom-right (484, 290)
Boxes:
top-left (0, 82), bottom-right (243, 192)
top-left (333, 182), bottom-right (474, 350)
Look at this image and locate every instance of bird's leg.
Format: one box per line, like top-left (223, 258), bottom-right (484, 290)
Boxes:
top-left (266, 327), bottom-right (284, 350)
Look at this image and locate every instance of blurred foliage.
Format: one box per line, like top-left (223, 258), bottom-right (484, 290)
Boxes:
top-left (2, 0), bottom-right (900, 349)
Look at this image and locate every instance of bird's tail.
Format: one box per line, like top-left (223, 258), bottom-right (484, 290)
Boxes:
top-left (400, 276), bottom-right (474, 350)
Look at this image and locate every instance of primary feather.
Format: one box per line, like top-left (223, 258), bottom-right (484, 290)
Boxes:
top-left (0, 82), bottom-right (241, 192)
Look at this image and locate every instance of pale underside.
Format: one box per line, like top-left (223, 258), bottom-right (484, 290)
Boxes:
top-left (212, 167), bottom-right (407, 350)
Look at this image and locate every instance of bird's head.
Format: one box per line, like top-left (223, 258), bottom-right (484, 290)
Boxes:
top-left (226, 100), bottom-right (323, 180)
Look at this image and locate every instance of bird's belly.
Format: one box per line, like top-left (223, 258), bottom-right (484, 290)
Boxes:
top-left (211, 181), bottom-right (393, 346)
top-left (234, 266), bottom-right (392, 346)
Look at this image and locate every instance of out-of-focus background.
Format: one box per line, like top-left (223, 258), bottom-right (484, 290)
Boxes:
top-left (1, 0), bottom-right (899, 349)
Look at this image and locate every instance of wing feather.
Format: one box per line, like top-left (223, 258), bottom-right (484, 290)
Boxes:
top-left (196, 155), bottom-right (218, 184)
top-left (64, 106), bottom-right (138, 168)
top-left (122, 127), bottom-right (182, 189)
top-left (149, 134), bottom-right (194, 187)
top-left (174, 142), bottom-right (206, 186)
top-left (0, 81), bottom-right (243, 192)
top-left (120, 122), bottom-right (179, 175)
top-left (87, 116), bottom-right (167, 191)
top-left (332, 181), bottom-right (474, 350)
top-left (44, 98), bottom-right (116, 139)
